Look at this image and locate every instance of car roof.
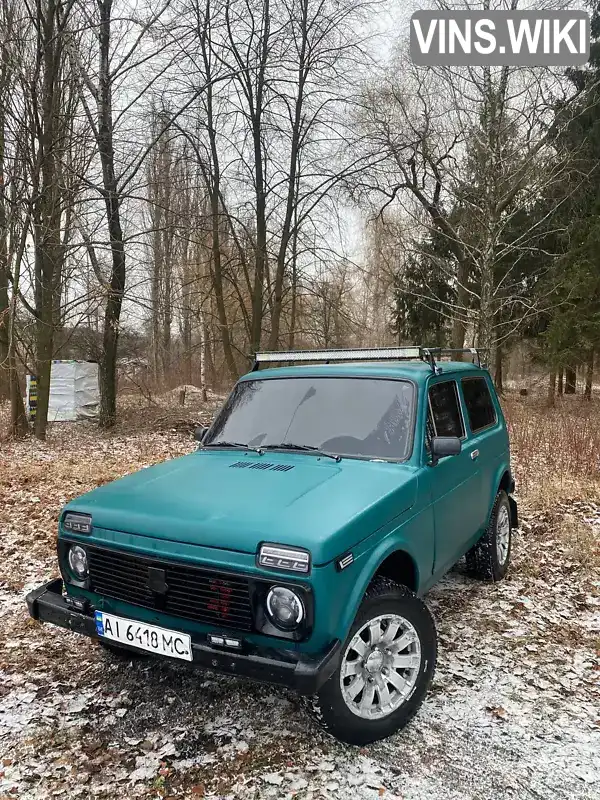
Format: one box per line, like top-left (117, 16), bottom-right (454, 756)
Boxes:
top-left (239, 360), bottom-right (485, 383)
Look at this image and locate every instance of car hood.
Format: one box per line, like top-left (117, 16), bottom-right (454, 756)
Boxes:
top-left (65, 450), bottom-right (418, 565)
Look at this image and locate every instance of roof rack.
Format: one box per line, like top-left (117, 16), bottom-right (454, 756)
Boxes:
top-left (251, 346), bottom-right (482, 373)
top-left (423, 348), bottom-right (482, 371)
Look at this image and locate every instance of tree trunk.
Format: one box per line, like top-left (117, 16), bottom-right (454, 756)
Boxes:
top-left (288, 215), bottom-right (299, 350)
top-left (9, 362), bottom-right (28, 437)
top-left (97, 0), bottom-right (126, 427)
top-left (32, 0), bottom-right (67, 439)
top-left (0, 162), bottom-right (9, 403)
top-left (181, 283), bottom-right (192, 386)
top-left (451, 319), bottom-right (466, 350)
top-left (250, 116), bottom-right (267, 354)
top-left (209, 188), bottom-right (237, 381)
top-left (248, 0), bottom-right (270, 355)
top-left (564, 366), bottom-right (576, 395)
top-left (558, 367), bottom-right (564, 395)
top-left (451, 259), bottom-right (469, 354)
top-left (477, 235), bottom-right (496, 365)
top-left (99, 239), bottom-right (124, 428)
top-left (494, 344), bottom-right (503, 393)
top-left (150, 208), bottom-right (162, 382)
top-left (203, 318), bottom-right (216, 389)
top-left (584, 351), bottom-right (593, 400)
top-left (4, 232), bottom-right (28, 438)
top-left (33, 294), bottom-right (54, 439)
top-left (0, 305), bottom-right (8, 403)
top-left (161, 263), bottom-right (172, 380)
top-left (0, 2), bottom-right (9, 404)
top-left (1, 73), bottom-right (28, 436)
top-left (202, 57), bottom-right (237, 380)
top-left (548, 370), bottom-right (556, 406)
top-left (269, 2), bottom-right (306, 350)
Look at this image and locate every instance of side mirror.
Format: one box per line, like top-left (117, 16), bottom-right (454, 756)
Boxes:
top-left (194, 426), bottom-right (208, 443)
top-left (431, 436), bottom-right (461, 465)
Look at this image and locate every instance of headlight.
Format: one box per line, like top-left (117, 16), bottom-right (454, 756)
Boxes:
top-left (266, 586), bottom-right (305, 631)
top-left (68, 545), bottom-right (89, 579)
top-left (63, 512), bottom-right (92, 534)
top-left (258, 543), bottom-right (310, 574)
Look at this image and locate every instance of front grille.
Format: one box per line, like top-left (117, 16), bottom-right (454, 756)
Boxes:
top-left (87, 546), bottom-right (253, 631)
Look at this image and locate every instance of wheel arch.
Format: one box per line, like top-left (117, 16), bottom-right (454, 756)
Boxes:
top-left (498, 468), bottom-right (514, 495)
top-left (338, 542), bottom-right (421, 643)
top-left (494, 466), bottom-right (517, 528)
top-left (373, 549), bottom-right (419, 593)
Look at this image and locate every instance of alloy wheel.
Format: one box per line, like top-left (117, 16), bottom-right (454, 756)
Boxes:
top-left (496, 503), bottom-right (511, 565)
top-left (340, 613), bottom-right (422, 719)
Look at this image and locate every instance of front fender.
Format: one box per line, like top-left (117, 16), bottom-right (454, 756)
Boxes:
top-left (335, 506), bottom-right (432, 643)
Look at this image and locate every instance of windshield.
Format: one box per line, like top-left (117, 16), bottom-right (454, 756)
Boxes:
top-left (204, 377), bottom-right (415, 461)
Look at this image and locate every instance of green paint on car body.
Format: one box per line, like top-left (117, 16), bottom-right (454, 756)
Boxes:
top-left (56, 358), bottom-right (512, 649)
top-left (28, 353), bottom-right (514, 736)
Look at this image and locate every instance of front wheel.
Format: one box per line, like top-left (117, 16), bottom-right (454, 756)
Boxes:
top-left (315, 576), bottom-right (437, 745)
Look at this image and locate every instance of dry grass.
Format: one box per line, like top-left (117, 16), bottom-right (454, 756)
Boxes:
top-left (503, 394), bottom-right (600, 507)
top-left (561, 514), bottom-right (600, 570)
top-left (503, 393), bottom-right (600, 580)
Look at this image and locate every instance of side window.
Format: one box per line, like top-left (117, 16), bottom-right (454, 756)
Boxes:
top-left (428, 382), bottom-right (464, 439)
top-left (462, 377), bottom-right (497, 432)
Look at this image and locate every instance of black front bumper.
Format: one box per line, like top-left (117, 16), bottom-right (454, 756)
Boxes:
top-left (26, 579), bottom-right (340, 695)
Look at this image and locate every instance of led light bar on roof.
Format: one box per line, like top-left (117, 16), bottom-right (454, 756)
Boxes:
top-left (254, 346), bottom-right (423, 364)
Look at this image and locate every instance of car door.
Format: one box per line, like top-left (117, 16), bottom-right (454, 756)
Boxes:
top-left (426, 379), bottom-right (482, 575)
top-left (460, 375), bottom-right (506, 531)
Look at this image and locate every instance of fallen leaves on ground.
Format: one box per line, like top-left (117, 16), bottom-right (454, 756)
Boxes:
top-left (0, 412), bottom-right (599, 800)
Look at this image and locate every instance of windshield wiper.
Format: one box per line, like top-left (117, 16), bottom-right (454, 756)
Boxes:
top-left (203, 441), bottom-right (263, 454)
top-left (262, 442), bottom-right (341, 462)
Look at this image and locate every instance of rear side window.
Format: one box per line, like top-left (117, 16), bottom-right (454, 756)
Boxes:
top-left (428, 382), bottom-right (464, 438)
top-left (462, 377), bottom-right (497, 432)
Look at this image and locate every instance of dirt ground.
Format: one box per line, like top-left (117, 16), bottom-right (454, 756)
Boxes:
top-left (0, 402), bottom-right (599, 800)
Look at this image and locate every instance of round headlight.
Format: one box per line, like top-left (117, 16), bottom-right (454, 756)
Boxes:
top-left (266, 586), bottom-right (304, 631)
top-left (68, 545), bottom-right (88, 579)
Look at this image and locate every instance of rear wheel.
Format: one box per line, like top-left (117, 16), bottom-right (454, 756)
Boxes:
top-left (465, 489), bottom-right (512, 581)
top-left (315, 576), bottom-right (436, 745)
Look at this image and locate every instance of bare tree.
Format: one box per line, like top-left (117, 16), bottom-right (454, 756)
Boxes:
top-left (147, 109), bottom-right (178, 381)
top-left (359, 5), bottom-right (591, 363)
top-left (0, 0), bottom-right (28, 435)
top-left (17, 0), bottom-right (78, 438)
top-left (70, 0), bottom-right (175, 425)
top-left (267, 0), bottom-right (369, 348)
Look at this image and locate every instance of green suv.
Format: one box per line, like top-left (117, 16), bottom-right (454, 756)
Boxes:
top-left (27, 347), bottom-right (517, 745)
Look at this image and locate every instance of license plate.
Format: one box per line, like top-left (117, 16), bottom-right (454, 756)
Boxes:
top-left (95, 611), bottom-right (192, 661)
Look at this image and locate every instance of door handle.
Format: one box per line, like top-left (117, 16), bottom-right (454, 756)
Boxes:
top-left (470, 449), bottom-right (480, 460)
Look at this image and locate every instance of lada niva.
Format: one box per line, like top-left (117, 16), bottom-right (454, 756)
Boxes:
top-left (27, 346), bottom-right (517, 744)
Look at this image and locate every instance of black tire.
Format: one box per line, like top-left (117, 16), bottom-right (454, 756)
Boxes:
top-left (315, 576), bottom-right (437, 746)
top-left (465, 489), bottom-right (512, 581)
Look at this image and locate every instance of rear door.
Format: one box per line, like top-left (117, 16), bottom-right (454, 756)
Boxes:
top-left (427, 379), bottom-right (482, 574)
top-left (460, 375), bottom-right (507, 530)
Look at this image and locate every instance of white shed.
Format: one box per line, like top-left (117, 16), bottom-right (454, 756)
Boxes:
top-left (27, 361), bottom-right (100, 422)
